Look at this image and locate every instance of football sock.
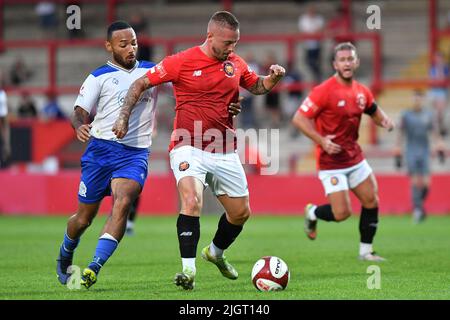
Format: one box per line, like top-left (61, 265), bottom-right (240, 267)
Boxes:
top-left (412, 185), bottom-right (422, 209)
top-left (359, 242), bottom-right (373, 256)
top-left (421, 186), bottom-right (429, 201)
top-left (177, 214), bottom-right (200, 258)
top-left (208, 241), bottom-right (223, 257)
top-left (314, 204), bottom-right (336, 221)
top-left (306, 204), bottom-right (318, 221)
top-left (87, 233), bottom-right (118, 275)
top-left (359, 207), bottom-right (378, 245)
top-left (181, 258), bottom-right (196, 274)
top-left (59, 232), bottom-right (80, 258)
top-left (211, 213), bottom-right (243, 253)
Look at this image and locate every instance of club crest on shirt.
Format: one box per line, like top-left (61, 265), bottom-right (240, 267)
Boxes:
top-left (223, 61), bottom-right (235, 78)
top-left (356, 93), bottom-right (366, 110)
top-left (330, 176), bottom-right (339, 186)
top-left (78, 181), bottom-right (87, 197)
top-left (179, 161), bottom-right (190, 171)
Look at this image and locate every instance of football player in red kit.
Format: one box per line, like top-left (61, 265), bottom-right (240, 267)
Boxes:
top-left (113, 11), bottom-right (285, 289)
top-left (292, 42), bottom-right (394, 261)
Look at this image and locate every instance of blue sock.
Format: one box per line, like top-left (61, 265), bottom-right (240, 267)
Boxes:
top-left (59, 233), bottom-right (80, 258)
top-left (88, 233), bottom-right (119, 275)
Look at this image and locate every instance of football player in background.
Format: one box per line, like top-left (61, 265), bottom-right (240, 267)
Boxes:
top-left (292, 42), bottom-right (394, 261)
top-left (394, 90), bottom-right (445, 223)
top-left (0, 77), bottom-right (10, 169)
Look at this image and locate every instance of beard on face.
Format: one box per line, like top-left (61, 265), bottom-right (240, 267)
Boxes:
top-left (113, 51), bottom-right (136, 70)
top-left (212, 45), bottom-right (229, 61)
top-left (337, 68), bottom-right (353, 81)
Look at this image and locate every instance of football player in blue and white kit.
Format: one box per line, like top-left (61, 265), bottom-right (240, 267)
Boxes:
top-left (56, 21), bottom-right (243, 288)
top-left (56, 21), bottom-right (158, 288)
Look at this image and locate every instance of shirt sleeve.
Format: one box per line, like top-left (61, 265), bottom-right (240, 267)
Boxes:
top-left (146, 54), bottom-right (180, 86)
top-left (297, 86), bottom-right (326, 119)
top-left (364, 86), bottom-right (375, 110)
top-left (239, 59), bottom-right (259, 90)
top-left (0, 91), bottom-right (7, 117)
top-left (74, 74), bottom-right (100, 114)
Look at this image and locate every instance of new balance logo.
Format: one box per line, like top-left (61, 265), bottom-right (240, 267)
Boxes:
top-left (192, 70), bottom-right (202, 77)
top-left (179, 232), bottom-right (193, 236)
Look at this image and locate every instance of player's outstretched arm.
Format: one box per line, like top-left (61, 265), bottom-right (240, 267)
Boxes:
top-left (71, 106), bottom-right (92, 143)
top-left (113, 74), bottom-right (152, 139)
top-left (292, 111), bottom-right (341, 155)
top-left (247, 65), bottom-right (286, 95)
top-left (370, 106), bottom-right (395, 132)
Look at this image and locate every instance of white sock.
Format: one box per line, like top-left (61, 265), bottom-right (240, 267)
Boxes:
top-left (182, 258), bottom-right (196, 274)
top-left (126, 220), bottom-right (134, 229)
top-left (359, 242), bottom-right (373, 256)
top-left (209, 242), bottom-right (223, 257)
top-left (99, 232), bottom-right (118, 243)
top-left (308, 205), bottom-right (318, 221)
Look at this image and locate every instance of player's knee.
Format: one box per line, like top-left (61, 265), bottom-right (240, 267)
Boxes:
top-left (113, 195), bottom-right (134, 213)
top-left (182, 194), bottom-right (202, 215)
top-left (362, 194), bottom-right (379, 209)
top-left (74, 215), bottom-right (93, 229)
top-left (333, 207), bottom-right (352, 222)
top-left (228, 206), bottom-right (251, 225)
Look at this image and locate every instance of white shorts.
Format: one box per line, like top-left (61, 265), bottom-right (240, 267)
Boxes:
top-left (318, 160), bottom-right (373, 195)
top-left (169, 145), bottom-right (249, 197)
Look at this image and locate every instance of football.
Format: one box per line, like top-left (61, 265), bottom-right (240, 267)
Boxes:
top-left (251, 256), bottom-right (290, 291)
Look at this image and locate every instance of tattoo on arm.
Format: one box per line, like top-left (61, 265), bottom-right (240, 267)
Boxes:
top-left (71, 106), bottom-right (90, 129)
top-left (120, 75), bottom-right (152, 117)
top-left (247, 77), bottom-right (269, 95)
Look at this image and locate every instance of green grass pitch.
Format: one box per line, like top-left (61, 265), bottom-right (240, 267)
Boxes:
top-left (0, 215), bottom-right (449, 300)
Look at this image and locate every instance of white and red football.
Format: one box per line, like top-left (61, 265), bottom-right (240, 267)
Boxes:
top-left (251, 256), bottom-right (290, 291)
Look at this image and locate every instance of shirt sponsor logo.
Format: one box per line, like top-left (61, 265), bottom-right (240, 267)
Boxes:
top-left (192, 70), bottom-right (202, 77)
top-left (223, 61), bottom-right (235, 77)
top-left (300, 97), bottom-right (313, 112)
top-left (179, 161), bottom-right (190, 171)
top-left (156, 62), bottom-right (167, 78)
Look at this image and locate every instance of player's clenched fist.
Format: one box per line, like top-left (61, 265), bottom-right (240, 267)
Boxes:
top-left (268, 64), bottom-right (286, 82)
top-left (112, 113), bottom-right (130, 139)
top-left (381, 117), bottom-right (395, 132)
top-left (76, 124), bottom-right (92, 143)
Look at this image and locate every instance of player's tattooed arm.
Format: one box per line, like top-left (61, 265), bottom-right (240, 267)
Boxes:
top-left (71, 106), bottom-right (91, 143)
top-left (247, 77), bottom-right (269, 95)
top-left (113, 75), bottom-right (152, 139)
top-left (247, 64), bottom-right (286, 95)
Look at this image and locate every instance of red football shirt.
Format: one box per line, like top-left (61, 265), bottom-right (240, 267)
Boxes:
top-left (146, 46), bottom-right (259, 152)
top-left (297, 76), bottom-right (375, 170)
